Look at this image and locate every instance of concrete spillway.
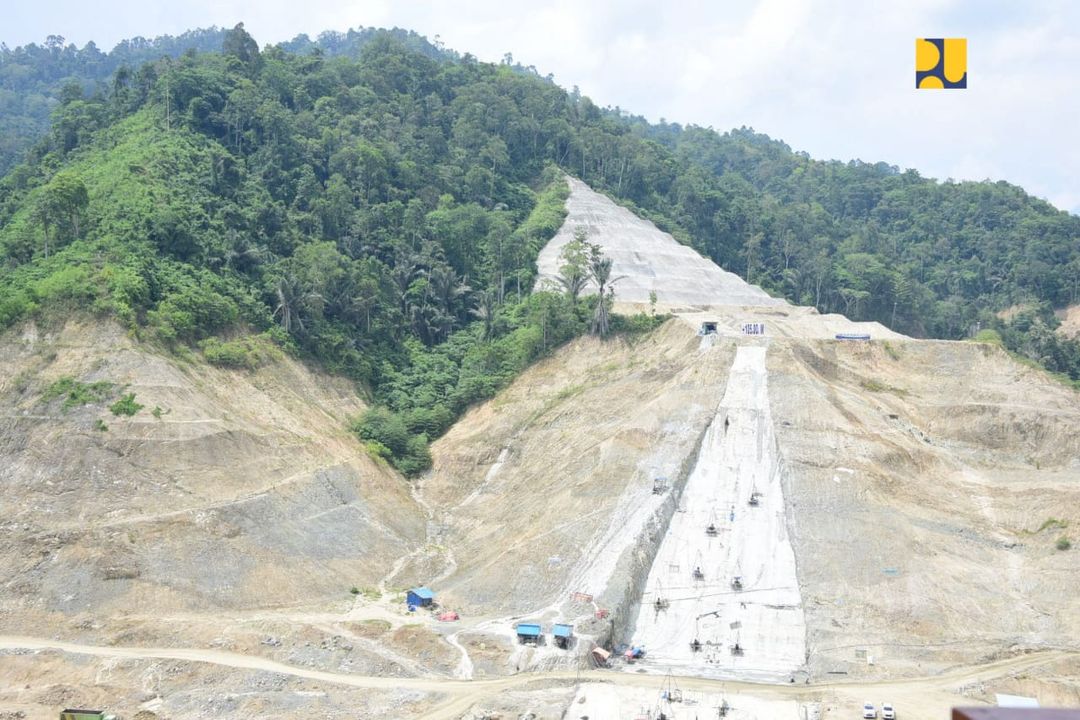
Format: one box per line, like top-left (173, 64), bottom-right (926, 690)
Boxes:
top-left (629, 344), bottom-right (806, 680)
top-left (535, 177), bottom-right (787, 308)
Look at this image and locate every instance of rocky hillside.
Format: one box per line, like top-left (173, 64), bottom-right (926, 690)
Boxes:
top-left (0, 319), bottom-right (425, 643)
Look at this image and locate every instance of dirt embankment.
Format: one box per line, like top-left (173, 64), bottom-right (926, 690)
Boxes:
top-left (0, 319), bottom-right (426, 643)
top-left (769, 337), bottom-right (1080, 678)
top-left (426, 320), bottom-right (735, 624)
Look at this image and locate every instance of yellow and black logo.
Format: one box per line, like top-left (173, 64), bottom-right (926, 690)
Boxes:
top-left (916, 38), bottom-right (967, 89)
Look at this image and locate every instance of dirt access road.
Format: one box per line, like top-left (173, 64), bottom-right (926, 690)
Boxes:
top-left (1, 636), bottom-right (1074, 719)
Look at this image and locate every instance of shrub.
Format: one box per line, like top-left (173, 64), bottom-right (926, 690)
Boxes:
top-left (1057, 536), bottom-right (1072, 551)
top-left (861, 379), bottom-right (910, 397)
top-left (404, 404), bottom-right (454, 437)
top-left (33, 266), bottom-right (96, 306)
top-left (200, 335), bottom-right (277, 370)
top-left (109, 392), bottom-right (144, 416)
top-left (93, 418), bottom-right (108, 432)
top-left (1037, 517), bottom-right (1068, 533)
top-left (0, 289), bottom-right (38, 329)
top-left (147, 275), bottom-right (240, 344)
top-left (395, 434), bottom-right (433, 477)
top-left (612, 311), bottom-right (669, 336)
top-left (352, 407), bottom-right (432, 477)
top-left (42, 376), bottom-right (113, 411)
top-left (973, 329), bottom-right (1003, 346)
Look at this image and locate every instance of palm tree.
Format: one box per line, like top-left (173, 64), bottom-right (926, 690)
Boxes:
top-left (588, 244), bottom-right (623, 337)
top-left (427, 265), bottom-right (471, 342)
top-left (391, 256), bottom-right (422, 315)
top-left (557, 268), bottom-right (588, 300)
top-left (273, 275), bottom-right (321, 335)
top-left (470, 289), bottom-right (497, 340)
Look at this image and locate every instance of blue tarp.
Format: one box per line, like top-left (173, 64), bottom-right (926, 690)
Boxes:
top-left (515, 623), bottom-right (542, 637)
top-left (553, 623), bottom-right (573, 638)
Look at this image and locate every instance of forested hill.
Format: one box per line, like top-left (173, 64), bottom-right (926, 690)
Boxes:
top-left (0, 26), bottom-right (452, 176)
top-left (0, 25), bottom-right (1077, 469)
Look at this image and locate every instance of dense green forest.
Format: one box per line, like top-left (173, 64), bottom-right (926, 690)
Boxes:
top-left (0, 26), bottom-right (453, 176)
top-left (1, 24), bottom-right (1077, 476)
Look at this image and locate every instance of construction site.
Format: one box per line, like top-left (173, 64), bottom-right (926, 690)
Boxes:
top-left (1, 176), bottom-right (1079, 718)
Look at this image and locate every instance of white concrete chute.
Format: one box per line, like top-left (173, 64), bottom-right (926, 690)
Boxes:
top-left (629, 345), bottom-right (806, 681)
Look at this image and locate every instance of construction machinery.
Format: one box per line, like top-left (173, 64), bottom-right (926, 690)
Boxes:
top-left (553, 623), bottom-right (574, 649)
top-left (661, 672), bottom-right (683, 703)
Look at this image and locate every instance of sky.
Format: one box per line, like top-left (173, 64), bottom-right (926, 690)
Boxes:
top-left (5, 0), bottom-right (1079, 214)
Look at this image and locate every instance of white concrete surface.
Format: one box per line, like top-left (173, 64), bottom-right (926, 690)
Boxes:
top-left (569, 682), bottom-right (802, 720)
top-left (536, 177), bottom-right (787, 308)
top-left (629, 345), bottom-right (807, 681)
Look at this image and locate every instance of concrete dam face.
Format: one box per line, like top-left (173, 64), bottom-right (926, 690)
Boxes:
top-left (630, 344), bottom-right (806, 681)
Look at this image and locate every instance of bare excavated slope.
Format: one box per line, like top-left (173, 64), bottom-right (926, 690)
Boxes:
top-left (425, 321), bottom-right (735, 619)
top-left (420, 317), bottom-right (1080, 684)
top-left (0, 320), bottom-right (425, 640)
top-left (771, 337), bottom-right (1080, 676)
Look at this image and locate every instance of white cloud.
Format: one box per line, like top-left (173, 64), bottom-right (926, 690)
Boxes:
top-left (4, 0), bottom-right (1080, 213)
